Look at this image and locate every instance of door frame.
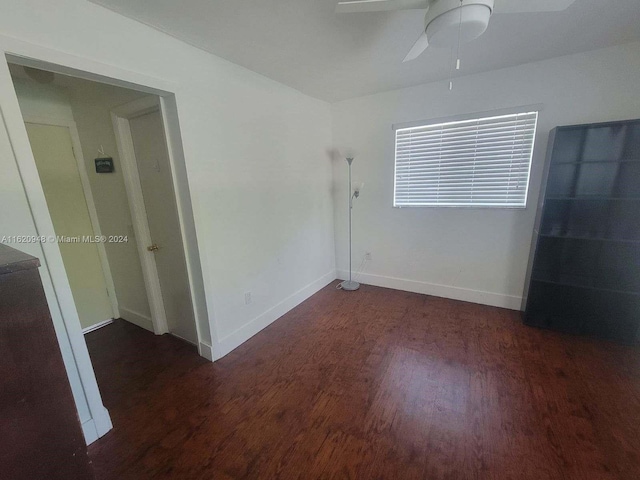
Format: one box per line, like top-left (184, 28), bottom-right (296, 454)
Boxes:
top-left (112, 96), bottom-right (203, 347)
top-left (111, 97), bottom-right (170, 336)
top-left (23, 114), bottom-right (120, 322)
top-left (0, 36), bottom-right (215, 444)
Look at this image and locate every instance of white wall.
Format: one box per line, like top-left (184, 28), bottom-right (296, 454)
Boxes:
top-left (68, 81), bottom-right (152, 326)
top-left (332, 42), bottom-right (640, 309)
top-left (0, 0), bottom-right (334, 443)
top-left (12, 79), bottom-right (74, 121)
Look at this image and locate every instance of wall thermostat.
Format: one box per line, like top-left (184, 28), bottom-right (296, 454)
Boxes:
top-left (95, 157), bottom-right (114, 173)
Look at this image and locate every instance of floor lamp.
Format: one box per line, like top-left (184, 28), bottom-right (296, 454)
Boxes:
top-left (340, 157), bottom-right (360, 291)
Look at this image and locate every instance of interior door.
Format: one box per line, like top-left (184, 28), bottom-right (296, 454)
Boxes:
top-left (128, 109), bottom-right (198, 344)
top-left (26, 122), bottom-right (113, 330)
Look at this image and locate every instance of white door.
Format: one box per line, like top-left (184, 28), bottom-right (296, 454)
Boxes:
top-left (128, 109), bottom-right (198, 344)
top-left (26, 122), bottom-right (114, 330)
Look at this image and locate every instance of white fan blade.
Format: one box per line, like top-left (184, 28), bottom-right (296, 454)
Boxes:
top-left (403, 31), bottom-right (429, 62)
top-left (336, 0), bottom-right (428, 14)
top-left (493, 0), bottom-right (576, 14)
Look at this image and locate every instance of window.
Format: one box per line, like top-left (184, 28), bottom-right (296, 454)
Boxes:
top-left (394, 110), bottom-right (538, 208)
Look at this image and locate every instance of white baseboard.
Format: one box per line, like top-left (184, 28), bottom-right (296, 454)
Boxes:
top-left (215, 270), bottom-right (336, 359)
top-left (337, 270), bottom-right (522, 311)
top-left (82, 406), bottom-right (113, 445)
top-left (94, 405), bottom-right (113, 438)
top-left (168, 331), bottom-right (197, 346)
top-left (118, 306), bottom-right (154, 332)
top-left (198, 341), bottom-right (214, 362)
top-left (82, 318), bottom-right (113, 334)
top-left (81, 418), bottom-right (99, 445)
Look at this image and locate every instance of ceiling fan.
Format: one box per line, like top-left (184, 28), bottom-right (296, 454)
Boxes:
top-left (336, 0), bottom-right (577, 62)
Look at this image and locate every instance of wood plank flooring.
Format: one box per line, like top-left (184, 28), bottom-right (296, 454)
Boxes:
top-left (86, 283), bottom-right (640, 479)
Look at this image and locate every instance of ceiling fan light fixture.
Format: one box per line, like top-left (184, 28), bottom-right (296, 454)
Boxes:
top-left (426, 4), bottom-right (491, 48)
top-left (336, 0), bottom-right (575, 62)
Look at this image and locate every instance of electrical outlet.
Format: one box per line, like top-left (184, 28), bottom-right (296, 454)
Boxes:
top-left (245, 292), bottom-right (252, 305)
top-left (365, 252), bottom-right (372, 261)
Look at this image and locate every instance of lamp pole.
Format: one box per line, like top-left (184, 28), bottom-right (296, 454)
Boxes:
top-left (341, 157), bottom-right (360, 291)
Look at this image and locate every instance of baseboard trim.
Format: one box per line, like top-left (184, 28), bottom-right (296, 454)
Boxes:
top-left (215, 270), bottom-right (336, 359)
top-left (94, 405), bottom-right (113, 439)
top-left (198, 341), bottom-right (214, 362)
top-left (168, 331), bottom-right (197, 346)
top-left (81, 418), bottom-right (99, 445)
top-left (337, 270), bottom-right (522, 311)
top-left (81, 404), bottom-right (112, 445)
top-left (82, 318), bottom-right (113, 334)
top-left (119, 306), bottom-right (154, 332)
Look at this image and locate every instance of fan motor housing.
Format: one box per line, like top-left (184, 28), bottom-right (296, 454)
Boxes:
top-left (425, 0), bottom-right (494, 47)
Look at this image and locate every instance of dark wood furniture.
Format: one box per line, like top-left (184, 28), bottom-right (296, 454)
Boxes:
top-left (0, 244), bottom-right (94, 479)
top-left (524, 119), bottom-right (640, 343)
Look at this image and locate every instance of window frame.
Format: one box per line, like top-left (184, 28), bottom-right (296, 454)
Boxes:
top-left (392, 106), bottom-right (541, 210)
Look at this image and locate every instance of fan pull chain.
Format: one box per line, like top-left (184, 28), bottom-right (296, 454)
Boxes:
top-left (449, 48), bottom-right (454, 90)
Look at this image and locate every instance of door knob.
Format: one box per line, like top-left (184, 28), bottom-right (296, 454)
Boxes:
top-left (147, 244), bottom-right (159, 252)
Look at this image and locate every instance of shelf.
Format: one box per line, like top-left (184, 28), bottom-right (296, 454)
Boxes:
top-left (538, 234), bottom-right (640, 244)
top-left (526, 120), bottom-right (640, 344)
top-left (530, 278), bottom-right (640, 297)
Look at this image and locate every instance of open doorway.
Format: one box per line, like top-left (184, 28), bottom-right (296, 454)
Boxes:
top-left (111, 96), bottom-right (197, 343)
top-left (8, 63), bottom-right (202, 429)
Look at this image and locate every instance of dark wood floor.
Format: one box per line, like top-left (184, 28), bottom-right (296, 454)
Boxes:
top-left (86, 283), bottom-right (640, 480)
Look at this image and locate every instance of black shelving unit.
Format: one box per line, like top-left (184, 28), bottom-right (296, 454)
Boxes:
top-left (523, 119), bottom-right (640, 344)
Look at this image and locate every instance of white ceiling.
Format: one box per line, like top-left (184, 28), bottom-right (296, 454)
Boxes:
top-left (89, 0), bottom-right (640, 102)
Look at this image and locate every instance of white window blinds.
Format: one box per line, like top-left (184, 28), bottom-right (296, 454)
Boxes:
top-left (394, 111), bottom-right (538, 208)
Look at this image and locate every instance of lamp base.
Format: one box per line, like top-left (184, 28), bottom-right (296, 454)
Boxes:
top-left (340, 280), bottom-right (360, 291)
